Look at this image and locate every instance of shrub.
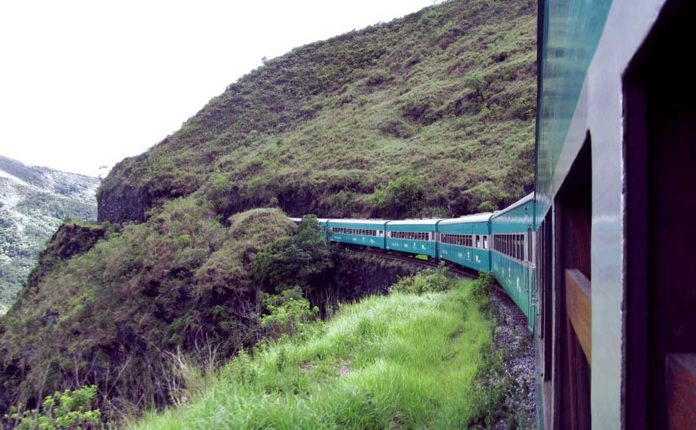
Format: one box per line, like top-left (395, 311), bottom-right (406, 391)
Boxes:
top-left (470, 271), bottom-right (494, 300)
top-left (204, 173), bottom-right (233, 218)
top-left (3, 386), bottom-right (101, 430)
top-left (370, 175), bottom-right (426, 218)
top-left (259, 287), bottom-right (319, 340)
top-left (254, 215), bottom-right (334, 294)
top-left (390, 264), bottom-right (455, 294)
top-left (464, 71), bottom-right (487, 102)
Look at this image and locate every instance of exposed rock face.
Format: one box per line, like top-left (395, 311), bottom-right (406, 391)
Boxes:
top-left (24, 223), bottom-right (107, 293)
top-left (97, 181), bottom-right (151, 224)
top-left (0, 155), bottom-right (99, 312)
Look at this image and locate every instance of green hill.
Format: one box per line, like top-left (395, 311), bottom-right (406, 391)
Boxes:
top-left (0, 0), bottom-right (536, 425)
top-left (98, 0), bottom-right (535, 223)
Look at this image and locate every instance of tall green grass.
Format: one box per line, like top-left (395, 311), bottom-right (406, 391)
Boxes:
top-left (133, 280), bottom-right (492, 429)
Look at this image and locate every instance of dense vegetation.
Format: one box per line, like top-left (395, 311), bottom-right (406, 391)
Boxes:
top-left (133, 274), bottom-right (496, 429)
top-left (0, 0), bottom-right (537, 425)
top-left (99, 0), bottom-right (536, 224)
top-left (0, 215), bottom-right (417, 424)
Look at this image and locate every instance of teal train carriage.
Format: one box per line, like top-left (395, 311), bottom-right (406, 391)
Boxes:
top-left (385, 219), bottom-right (440, 258)
top-left (326, 219), bottom-right (387, 249)
top-left (436, 213), bottom-right (492, 272)
top-left (490, 193), bottom-right (535, 330)
top-left (535, 0), bottom-right (696, 426)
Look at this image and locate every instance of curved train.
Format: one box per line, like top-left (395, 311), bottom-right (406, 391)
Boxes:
top-left (294, 0), bottom-right (696, 427)
top-left (291, 192), bottom-right (537, 330)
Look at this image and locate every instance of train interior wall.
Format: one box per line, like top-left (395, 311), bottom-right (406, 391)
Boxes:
top-left (625, 0), bottom-right (696, 428)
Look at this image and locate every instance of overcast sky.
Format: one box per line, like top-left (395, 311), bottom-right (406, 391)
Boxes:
top-left (0, 0), bottom-right (439, 177)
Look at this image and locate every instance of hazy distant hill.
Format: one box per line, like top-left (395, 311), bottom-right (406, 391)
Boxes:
top-left (0, 155), bottom-right (98, 313)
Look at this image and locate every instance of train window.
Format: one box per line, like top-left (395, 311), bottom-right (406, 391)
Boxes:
top-left (483, 236), bottom-right (488, 249)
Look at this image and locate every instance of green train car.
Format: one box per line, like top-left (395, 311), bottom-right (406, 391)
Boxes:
top-left (385, 219), bottom-right (440, 258)
top-left (326, 219), bottom-right (387, 250)
top-left (535, 0), bottom-right (695, 427)
top-left (490, 194), bottom-right (535, 330)
top-left (437, 213), bottom-right (492, 272)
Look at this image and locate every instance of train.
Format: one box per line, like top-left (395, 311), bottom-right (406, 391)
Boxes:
top-left (291, 193), bottom-right (537, 331)
top-left (295, 0), bottom-right (695, 428)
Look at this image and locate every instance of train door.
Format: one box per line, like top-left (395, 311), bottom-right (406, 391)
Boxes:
top-left (527, 227), bottom-right (535, 331)
top-left (553, 138), bottom-right (592, 430)
top-left (625, 1), bottom-right (696, 428)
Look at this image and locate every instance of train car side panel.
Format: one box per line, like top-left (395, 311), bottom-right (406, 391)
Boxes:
top-left (437, 214), bottom-right (492, 272)
top-left (386, 220), bottom-right (439, 258)
top-left (327, 220), bottom-right (387, 249)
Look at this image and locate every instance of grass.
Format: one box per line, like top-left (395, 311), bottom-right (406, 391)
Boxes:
top-left (133, 280), bottom-right (492, 429)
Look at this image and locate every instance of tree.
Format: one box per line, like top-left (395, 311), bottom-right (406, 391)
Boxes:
top-left (371, 175), bottom-right (426, 218)
top-left (464, 71), bottom-right (487, 102)
top-left (254, 215), bottom-right (334, 294)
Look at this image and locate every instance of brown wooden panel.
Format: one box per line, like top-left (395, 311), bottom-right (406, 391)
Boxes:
top-left (666, 354), bottom-right (696, 430)
top-left (565, 269), bottom-right (591, 365)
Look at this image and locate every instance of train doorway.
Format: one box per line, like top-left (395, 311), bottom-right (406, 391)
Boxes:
top-left (553, 137), bottom-right (592, 430)
top-left (625, 0), bottom-right (696, 428)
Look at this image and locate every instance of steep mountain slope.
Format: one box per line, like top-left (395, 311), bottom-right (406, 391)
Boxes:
top-left (0, 0), bottom-right (537, 424)
top-left (99, 0), bottom-right (536, 223)
top-left (0, 156), bottom-right (98, 313)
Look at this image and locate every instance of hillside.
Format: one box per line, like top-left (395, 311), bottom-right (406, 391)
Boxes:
top-left (0, 0), bottom-right (536, 425)
top-left (99, 0), bottom-right (535, 223)
top-left (0, 156), bottom-right (98, 313)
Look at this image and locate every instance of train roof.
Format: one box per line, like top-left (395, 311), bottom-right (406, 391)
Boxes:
top-left (327, 219), bottom-right (388, 225)
top-left (437, 212), bottom-right (493, 225)
top-left (288, 217), bottom-right (329, 223)
top-left (491, 193), bottom-right (534, 218)
top-left (386, 219), bottom-right (441, 226)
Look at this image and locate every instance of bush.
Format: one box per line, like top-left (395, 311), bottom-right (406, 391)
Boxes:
top-left (470, 271), bottom-right (494, 301)
top-left (3, 386), bottom-right (101, 430)
top-left (259, 287), bottom-right (319, 341)
top-left (254, 215), bottom-right (334, 294)
top-left (390, 264), bottom-right (455, 294)
top-left (370, 175), bottom-right (426, 218)
top-left (464, 71), bottom-right (487, 102)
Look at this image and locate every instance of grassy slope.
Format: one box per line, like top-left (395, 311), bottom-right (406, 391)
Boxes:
top-left (99, 0), bottom-right (536, 222)
top-left (134, 281), bottom-right (491, 429)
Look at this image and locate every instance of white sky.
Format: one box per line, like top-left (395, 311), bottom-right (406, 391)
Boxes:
top-left (0, 0), bottom-right (439, 177)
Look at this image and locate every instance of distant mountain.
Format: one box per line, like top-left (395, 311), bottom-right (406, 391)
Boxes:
top-left (0, 155), bottom-right (99, 313)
